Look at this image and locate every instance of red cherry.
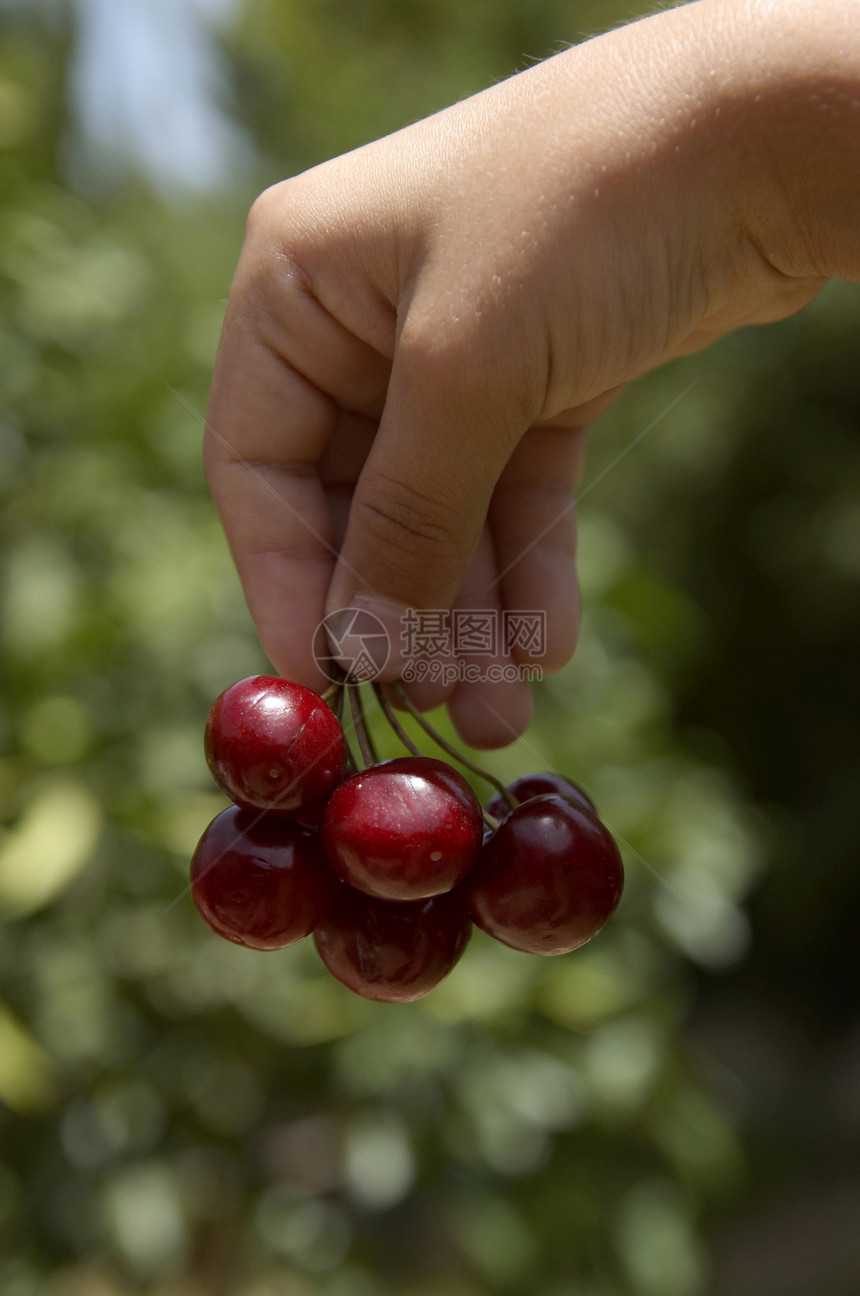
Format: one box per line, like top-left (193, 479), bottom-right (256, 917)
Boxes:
top-left (314, 887), bottom-right (471, 1002)
top-left (190, 806), bottom-right (338, 950)
top-left (484, 772), bottom-right (597, 822)
top-left (466, 795), bottom-right (623, 955)
top-left (321, 757), bottom-right (483, 901)
top-left (205, 675), bottom-right (348, 815)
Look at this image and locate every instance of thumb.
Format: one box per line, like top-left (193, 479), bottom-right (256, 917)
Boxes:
top-left (325, 343), bottom-right (527, 681)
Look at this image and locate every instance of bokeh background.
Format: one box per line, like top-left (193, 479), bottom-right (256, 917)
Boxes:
top-left (2, 1), bottom-right (860, 1293)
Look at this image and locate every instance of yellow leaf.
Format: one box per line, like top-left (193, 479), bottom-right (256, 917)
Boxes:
top-left (0, 779), bottom-right (102, 917)
top-left (0, 1001), bottom-right (60, 1113)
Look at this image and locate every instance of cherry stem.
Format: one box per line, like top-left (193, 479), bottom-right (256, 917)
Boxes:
top-left (372, 683), bottom-right (423, 757)
top-left (328, 681), bottom-right (345, 726)
top-left (483, 810), bottom-right (501, 833)
top-left (347, 683), bottom-right (378, 769)
top-left (334, 687), bottom-right (358, 774)
top-left (321, 679), bottom-right (341, 705)
top-left (385, 682), bottom-right (517, 809)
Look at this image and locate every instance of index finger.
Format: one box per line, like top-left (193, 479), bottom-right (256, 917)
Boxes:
top-left (205, 333), bottom-right (338, 690)
top-left (204, 235), bottom-right (392, 689)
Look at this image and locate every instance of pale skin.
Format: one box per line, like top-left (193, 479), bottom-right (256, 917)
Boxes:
top-left (206, 0), bottom-right (860, 748)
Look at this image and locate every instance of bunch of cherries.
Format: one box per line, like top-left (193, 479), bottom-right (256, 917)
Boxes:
top-left (190, 674), bottom-right (624, 1002)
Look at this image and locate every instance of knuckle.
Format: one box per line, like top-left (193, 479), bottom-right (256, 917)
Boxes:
top-left (236, 184), bottom-right (316, 338)
top-left (397, 317), bottom-right (540, 433)
top-left (244, 181), bottom-right (287, 246)
top-left (398, 318), bottom-right (482, 395)
top-left (357, 474), bottom-right (464, 566)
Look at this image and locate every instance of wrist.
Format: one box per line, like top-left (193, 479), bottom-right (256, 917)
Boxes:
top-left (512, 0), bottom-right (855, 375)
top-left (689, 0), bottom-right (860, 285)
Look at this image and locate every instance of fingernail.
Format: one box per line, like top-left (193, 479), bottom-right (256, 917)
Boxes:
top-left (325, 594), bottom-right (410, 682)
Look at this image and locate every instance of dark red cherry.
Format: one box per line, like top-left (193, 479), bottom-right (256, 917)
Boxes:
top-left (466, 795), bottom-right (623, 955)
top-left (321, 757), bottom-right (483, 901)
top-left (190, 806), bottom-right (338, 950)
top-left (314, 887), bottom-right (471, 1002)
top-left (205, 675), bottom-right (348, 815)
top-left (484, 773), bottom-right (596, 822)
top-left (293, 800), bottom-right (327, 829)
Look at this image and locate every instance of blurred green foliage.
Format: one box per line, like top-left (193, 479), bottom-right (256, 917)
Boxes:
top-left (2, 3), bottom-right (860, 1295)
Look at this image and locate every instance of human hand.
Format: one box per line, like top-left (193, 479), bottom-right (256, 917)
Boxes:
top-left (205, 0), bottom-right (859, 748)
